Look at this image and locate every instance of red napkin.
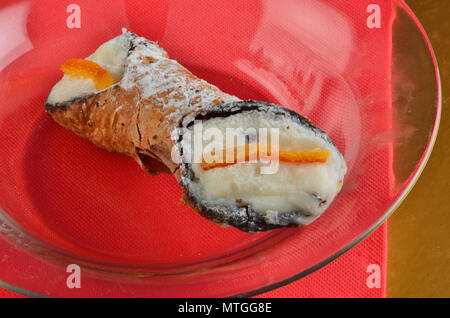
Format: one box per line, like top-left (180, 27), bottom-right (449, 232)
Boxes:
top-left (0, 0), bottom-right (393, 297)
top-left (0, 223), bottom-right (386, 298)
top-left (259, 224), bottom-right (387, 298)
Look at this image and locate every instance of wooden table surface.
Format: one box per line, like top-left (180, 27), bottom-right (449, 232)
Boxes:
top-left (387, 0), bottom-right (450, 298)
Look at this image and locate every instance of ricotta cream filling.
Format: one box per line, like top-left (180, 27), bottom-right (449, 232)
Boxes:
top-left (47, 32), bottom-right (130, 104)
top-left (183, 111), bottom-right (346, 222)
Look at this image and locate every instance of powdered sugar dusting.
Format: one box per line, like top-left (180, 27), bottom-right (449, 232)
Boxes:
top-left (119, 33), bottom-right (239, 121)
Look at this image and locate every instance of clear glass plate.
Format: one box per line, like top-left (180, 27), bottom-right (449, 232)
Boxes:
top-left (0, 0), bottom-right (440, 297)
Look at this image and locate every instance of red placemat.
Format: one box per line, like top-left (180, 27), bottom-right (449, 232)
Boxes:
top-left (260, 223), bottom-right (387, 298)
top-left (0, 223), bottom-right (386, 298)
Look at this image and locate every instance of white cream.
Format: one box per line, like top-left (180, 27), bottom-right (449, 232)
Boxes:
top-left (47, 32), bottom-right (131, 104)
top-left (182, 111), bottom-right (346, 224)
top-left (86, 33), bottom-right (130, 82)
top-left (47, 75), bottom-right (97, 104)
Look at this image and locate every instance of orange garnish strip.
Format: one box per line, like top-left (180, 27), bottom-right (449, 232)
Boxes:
top-left (60, 58), bottom-right (114, 90)
top-left (200, 143), bottom-right (331, 170)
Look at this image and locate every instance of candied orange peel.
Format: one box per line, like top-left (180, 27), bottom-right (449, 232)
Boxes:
top-left (60, 58), bottom-right (114, 90)
top-left (201, 142), bottom-right (331, 170)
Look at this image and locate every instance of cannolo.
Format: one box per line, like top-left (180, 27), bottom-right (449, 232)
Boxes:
top-left (45, 30), bottom-right (347, 232)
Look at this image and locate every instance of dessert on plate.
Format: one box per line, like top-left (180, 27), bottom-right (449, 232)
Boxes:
top-left (45, 30), bottom-right (347, 232)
